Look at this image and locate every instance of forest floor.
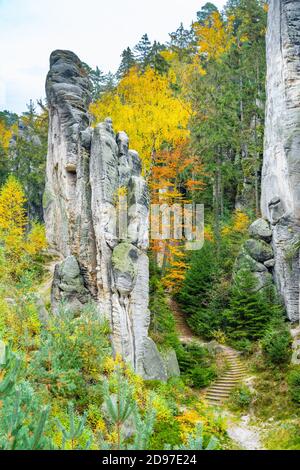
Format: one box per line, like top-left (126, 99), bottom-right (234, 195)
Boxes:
top-left (169, 298), bottom-right (265, 450)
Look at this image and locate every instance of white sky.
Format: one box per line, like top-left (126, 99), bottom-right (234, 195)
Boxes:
top-left (0, 0), bottom-right (225, 114)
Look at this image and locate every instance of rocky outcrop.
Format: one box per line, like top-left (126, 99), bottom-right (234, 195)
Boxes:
top-left (44, 50), bottom-right (168, 380)
top-left (261, 1), bottom-right (300, 322)
top-left (235, 219), bottom-right (274, 292)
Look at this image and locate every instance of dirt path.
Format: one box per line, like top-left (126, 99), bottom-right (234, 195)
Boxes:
top-left (168, 298), bottom-right (264, 450)
top-left (169, 298), bottom-right (201, 344)
top-left (226, 415), bottom-right (264, 450)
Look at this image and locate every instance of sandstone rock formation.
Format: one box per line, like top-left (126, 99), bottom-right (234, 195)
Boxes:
top-left (235, 218), bottom-right (274, 292)
top-left (44, 50), bottom-right (171, 380)
top-left (261, 0), bottom-right (300, 322)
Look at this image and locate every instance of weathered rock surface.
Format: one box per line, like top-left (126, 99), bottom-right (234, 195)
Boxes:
top-left (161, 348), bottom-right (181, 378)
top-left (235, 223), bottom-right (274, 292)
top-left (249, 219), bottom-right (272, 243)
top-left (51, 255), bottom-right (90, 315)
top-left (261, 1), bottom-right (300, 322)
top-left (244, 239), bottom-right (273, 263)
top-left (45, 50), bottom-right (166, 379)
top-left (291, 327), bottom-right (300, 364)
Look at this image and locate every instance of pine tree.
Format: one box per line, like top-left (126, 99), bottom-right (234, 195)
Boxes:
top-left (100, 365), bottom-right (156, 450)
top-left (0, 344), bottom-right (51, 450)
top-left (117, 47), bottom-right (136, 78)
top-left (56, 402), bottom-right (91, 450)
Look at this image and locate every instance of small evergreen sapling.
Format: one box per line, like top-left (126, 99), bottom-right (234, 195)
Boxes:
top-left (0, 343), bottom-right (51, 450)
top-left (55, 402), bottom-right (91, 450)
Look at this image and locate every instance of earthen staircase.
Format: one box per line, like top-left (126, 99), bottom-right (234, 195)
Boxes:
top-left (204, 347), bottom-right (246, 406)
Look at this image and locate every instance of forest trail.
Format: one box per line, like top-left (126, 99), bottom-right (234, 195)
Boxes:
top-left (169, 298), bottom-right (264, 450)
top-left (169, 298), bottom-right (202, 344)
top-left (204, 348), bottom-right (246, 405)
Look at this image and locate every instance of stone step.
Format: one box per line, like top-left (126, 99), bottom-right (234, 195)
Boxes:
top-left (210, 385), bottom-right (235, 391)
top-left (223, 371), bottom-right (245, 375)
top-left (206, 390), bottom-right (231, 396)
top-left (222, 376), bottom-right (244, 380)
top-left (206, 395), bottom-right (229, 401)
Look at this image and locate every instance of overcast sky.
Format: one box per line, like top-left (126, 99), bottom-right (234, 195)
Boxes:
top-left (0, 0), bottom-right (226, 114)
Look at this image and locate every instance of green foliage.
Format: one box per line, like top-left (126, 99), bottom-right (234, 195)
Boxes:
top-left (197, 3), bottom-right (219, 24)
top-left (149, 418), bottom-right (182, 450)
top-left (175, 423), bottom-right (218, 450)
top-left (261, 317), bottom-right (292, 366)
top-left (225, 271), bottom-right (282, 341)
top-left (177, 241), bottom-right (219, 317)
top-left (229, 384), bottom-right (252, 411)
top-left (117, 47), bottom-right (136, 78)
top-left (1, 104), bottom-right (48, 221)
top-left (28, 304), bottom-right (111, 401)
top-left (149, 260), bottom-right (181, 351)
top-left (0, 344), bottom-right (52, 450)
top-left (55, 402), bottom-right (91, 449)
top-left (178, 235), bottom-right (240, 339)
top-left (229, 338), bottom-right (253, 355)
top-left (288, 368), bottom-right (300, 405)
top-left (177, 342), bottom-right (217, 388)
top-left (100, 366), bottom-right (156, 450)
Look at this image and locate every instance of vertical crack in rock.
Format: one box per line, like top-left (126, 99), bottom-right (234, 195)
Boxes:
top-left (261, 1), bottom-right (300, 322)
top-left (45, 50), bottom-right (168, 380)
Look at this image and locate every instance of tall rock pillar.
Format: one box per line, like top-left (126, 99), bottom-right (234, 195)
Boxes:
top-left (261, 0), bottom-right (300, 322)
top-left (44, 50), bottom-right (169, 380)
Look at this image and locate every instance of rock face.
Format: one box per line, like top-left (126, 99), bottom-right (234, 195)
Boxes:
top-left (235, 219), bottom-right (274, 292)
top-left (261, 1), bottom-right (300, 322)
top-left (45, 50), bottom-right (168, 379)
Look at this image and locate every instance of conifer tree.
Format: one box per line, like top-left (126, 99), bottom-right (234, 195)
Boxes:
top-left (225, 270), bottom-right (278, 340)
top-left (134, 34), bottom-right (152, 70)
top-left (197, 2), bottom-right (219, 25)
top-left (148, 41), bottom-right (169, 74)
top-left (168, 23), bottom-right (196, 61)
top-left (117, 47), bottom-right (136, 78)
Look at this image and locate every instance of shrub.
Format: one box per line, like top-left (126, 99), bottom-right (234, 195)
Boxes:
top-left (288, 368), bottom-right (300, 404)
top-left (229, 384), bottom-right (252, 410)
top-left (177, 342), bottom-right (217, 388)
top-left (261, 318), bottom-right (292, 366)
top-left (28, 304), bottom-right (111, 401)
top-left (229, 338), bottom-right (253, 355)
top-left (189, 366), bottom-right (217, 388)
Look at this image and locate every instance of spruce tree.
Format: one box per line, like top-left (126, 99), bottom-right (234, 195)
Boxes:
top-left (134, 34), bottom-right (152, 70)
top-left (168, 23), bottom-right (196, 61)
top-left (225, 270), bottom-right (277, 341)
top-left (177, 241), bottom-right (219, 316)
top-left (117, 47), bottom-right (136, 78)
top-left (148, 41), bottom-right (169, 74)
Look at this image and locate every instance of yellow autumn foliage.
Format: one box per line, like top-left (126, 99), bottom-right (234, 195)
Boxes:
top-left (0, 176), bottom-right (47, 279)
top-left (0, 119), bottom-right (12, 150)
top-left (90, 67), bottom-right (191, 171)
top-left (221, 210), bottom-right (250, 237)
top-left (194, 11), bottom-right (234, 61)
